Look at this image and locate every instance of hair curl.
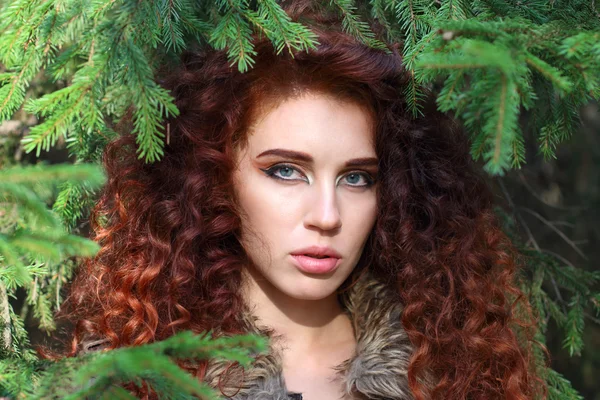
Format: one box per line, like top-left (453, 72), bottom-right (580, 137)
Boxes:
top-left (48, 2), bottom-right (548, 399)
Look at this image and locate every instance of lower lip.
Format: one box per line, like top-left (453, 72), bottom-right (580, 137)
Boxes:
top-left (290, 255), bottom-right (341, 274)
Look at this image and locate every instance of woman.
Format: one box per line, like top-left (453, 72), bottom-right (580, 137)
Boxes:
top-left (59, 2), bottom-right (547, 399)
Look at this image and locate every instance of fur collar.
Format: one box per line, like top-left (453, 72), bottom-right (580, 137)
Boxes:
top-left (204, 270), bottom-right (415, 399)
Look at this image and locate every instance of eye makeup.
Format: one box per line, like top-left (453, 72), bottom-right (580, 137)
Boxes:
top-left (259, 163), bottom-right (376, 188)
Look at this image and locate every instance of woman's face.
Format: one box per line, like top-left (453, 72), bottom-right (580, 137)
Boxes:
top-left (232, 92), bottom-right (378, 301)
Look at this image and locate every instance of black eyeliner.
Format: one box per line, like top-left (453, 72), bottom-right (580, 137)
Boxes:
top-left (260, 163), bottom-right (375, 188)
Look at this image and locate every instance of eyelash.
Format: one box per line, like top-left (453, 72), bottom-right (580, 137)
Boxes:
top-left (260, 163), bottom-right (376, 188)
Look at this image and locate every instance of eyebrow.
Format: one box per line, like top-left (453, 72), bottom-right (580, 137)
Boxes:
top-left (256, 148), bottom-right (379, 168)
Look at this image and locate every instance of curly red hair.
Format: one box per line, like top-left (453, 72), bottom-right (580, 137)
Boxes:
top-left (49, 2), bottom-right (547, 399)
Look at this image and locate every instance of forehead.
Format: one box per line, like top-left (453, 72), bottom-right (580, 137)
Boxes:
top-left (243, 92), bottom-right (376, 157)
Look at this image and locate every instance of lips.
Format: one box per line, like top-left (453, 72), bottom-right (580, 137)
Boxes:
top-left (290, 254), bottom-right (341, 274)
top-left (290, 245), bottom-right (342, 259)
top-left (290, 246), bottom-right (342, 274)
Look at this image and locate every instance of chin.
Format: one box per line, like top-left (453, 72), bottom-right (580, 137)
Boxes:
top-left (286, 290), bottom-right (336, 301)
top-left (278, 278), bottom-right (341, 300)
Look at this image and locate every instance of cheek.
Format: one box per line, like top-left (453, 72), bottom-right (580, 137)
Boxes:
top-left (234, 174), bottom-right (294, 246)
top-left (346, 194), bottom-right (378, 241)
top-left (348, 191), bottom-right (377, 219)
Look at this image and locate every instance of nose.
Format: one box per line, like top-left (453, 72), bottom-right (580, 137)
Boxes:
top-left (303, 181), bottom-right (342, 232)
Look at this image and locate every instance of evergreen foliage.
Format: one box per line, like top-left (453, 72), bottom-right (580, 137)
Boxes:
top-left (6, 331), bottom-right (267, 400)
top-left (0, 164), bottom-right (104, 392)
top-left (0, 0), bottom-right (598, 398)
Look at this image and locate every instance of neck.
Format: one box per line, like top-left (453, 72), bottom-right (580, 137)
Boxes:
top-left (240, 263), bottom-right (354, 352)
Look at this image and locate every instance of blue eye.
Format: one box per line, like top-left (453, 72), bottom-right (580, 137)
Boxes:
top-left (345, 172), bottom-right (370, 186)
top-left (260, 164), bottom-right (306, 182)
top-left (260, 164), bottom-right (375, 188)
top-left (272, 165), bottom-right (298, 179)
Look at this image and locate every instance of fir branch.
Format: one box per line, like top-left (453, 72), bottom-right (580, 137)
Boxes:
top-left (541, 290), bottom-right (567, 329)
top-left (510, 132), bottom-right (526, 168)
top-left (563, 294), bottom-right (585, 356)
top-left (119, 32), bottom-right (179, 162)
top-left (0, 238), bottom-right (26, 277)
top-left (158, 0), bottom-right (187, 52)
top-left (52, 182), bottom-right (90, 230)
top-left (209, 4), bottom-right (258, 73)
top-left (403, 31), bottom-right (438, 116)
top-left (26, 275), bottom-right (56, 332)
top-left (436, 71), bottom-right (463, 112)
top-left (439, 0), bottom-right (469, 21)
top-left (0, 0), bottom-right (42, 66)
top-left (369, 0), bottom-right (395, 40)
top-left (545, 368), bottom-right (585, 400)
top-left (486, 73), bottom-right (516, 174)
top-left (251, 0), bottom-right (319, 56)
top-left (0, 182), bottom-right (61, 229)
top-left (0, 261), bottom-right (47, 293)
top-left (0, 357), bottom-right (38, 396)
top-left (538, 124), bottom-right (560, 160)
top-left (330, 0), bottom-right (388, 51)
top-left (20, 71), bottom-right (99, 157)
top-left (29, 330), bottom-right (269, 399)
top-left (0, 47), bottom-right (38, 122)
top-left (524, 52), bottom-right (572, 93)
top-left (0, 163), bottom-right (104, 186)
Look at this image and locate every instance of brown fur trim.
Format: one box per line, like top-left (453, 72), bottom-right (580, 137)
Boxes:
top-left (204, 270), bottom-right (415, 399)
